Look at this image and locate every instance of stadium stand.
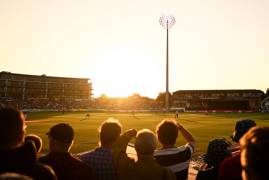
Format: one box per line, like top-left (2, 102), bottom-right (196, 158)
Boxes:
top-left (0, 71), bottom-right (92, 110)
top-left (261, 96), bottom-right (269, 112)
top-left (172, 89), bottom-right (265, 111)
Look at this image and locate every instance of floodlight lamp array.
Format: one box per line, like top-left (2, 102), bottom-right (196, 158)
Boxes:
top-left (159, 14), bottom-right (175, 29)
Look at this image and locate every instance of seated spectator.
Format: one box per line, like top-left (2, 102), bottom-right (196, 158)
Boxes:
top-left (218, 119), bottom-right (256, 180)
top-left (154, 119), bottom-right (195, 180)
top-left (229, 119), bottom-right (256, 153)
top-left (0, 107), bottom-right (56, 180)
top-left (78, 118), bottom-right (121, 180)
top-left (240, 126), bottom-right (269, 180)
top-left (39, 123), bottom-right (94, 180)
top-left (0, 103), bottom-right (5, 108)
top-left (196, 138), bottom-right (231, 180)
top-left (0, 172), bottom-right (33, 180)
top-left (113, 129), bottom-right (176, 180)
top-left (25, 134), bottom-right (43, 153)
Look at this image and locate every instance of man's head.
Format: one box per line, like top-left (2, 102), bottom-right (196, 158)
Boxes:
top-left (204, 138), bottom-right (231, 167)
top-left (135, 129), bottom-right (157, 156)
top-left (231, 119), bottom-right (256, 142)
top-left (0, 107), bottom-right (26, 149)
top-left (240, 126), bottom-right (269, 180)
top-left (46, 123), bottom-right (74, 152)
top-left (99, 118), bottom-right (122, 147)
top-left (156, 120), bottom-right (178, 146)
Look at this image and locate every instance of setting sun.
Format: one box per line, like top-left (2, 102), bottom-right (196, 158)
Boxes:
top-left (90, 46), bottom-right (163, 98)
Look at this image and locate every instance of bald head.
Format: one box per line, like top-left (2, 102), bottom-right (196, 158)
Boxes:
top-left (135, 129), bottom-right (157, 156)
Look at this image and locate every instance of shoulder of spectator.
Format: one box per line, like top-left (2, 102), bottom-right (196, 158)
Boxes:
top-left (163, 167), bottom-right (177, 180)
top-left (32, 162), bottom-right (57, 180)
top-left (76, 151), bottom-right (91, 159)
top-left (185, 141), bottom-right (196, 153)
top-left (38, 154), bottom-right (46, 161)
top-left (218, 157), bottom-right (228, 175)
top-left (43, 164), bottom-right (56, 174)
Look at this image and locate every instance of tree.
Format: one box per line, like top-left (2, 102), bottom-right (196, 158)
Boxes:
top-left (155, 92), bottom-right (172, 109)
top-left (95, 94), bottom-right (111, 108)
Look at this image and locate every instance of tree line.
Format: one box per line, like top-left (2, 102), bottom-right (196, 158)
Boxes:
top-left (92, 92), bottom-right (172, 110)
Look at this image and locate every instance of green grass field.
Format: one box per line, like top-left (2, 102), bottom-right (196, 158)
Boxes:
top-left (25, 112), bottom-right (269, 155)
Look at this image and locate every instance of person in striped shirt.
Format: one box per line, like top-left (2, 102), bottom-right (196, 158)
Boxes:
top-left (154, 119), bottom-right (195, 180)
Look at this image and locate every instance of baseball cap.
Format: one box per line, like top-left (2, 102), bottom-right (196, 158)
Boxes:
top-left (231, 119), bottom-right (256, 142)
top-left (46, 123), bottom-right (74, 143)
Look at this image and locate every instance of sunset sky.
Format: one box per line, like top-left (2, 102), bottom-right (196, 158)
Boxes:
top-left (0, 0), bottom-right (268, 98)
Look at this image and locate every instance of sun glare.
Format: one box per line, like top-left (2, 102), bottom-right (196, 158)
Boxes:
top-left (90, 47), bottom-right (162, 98)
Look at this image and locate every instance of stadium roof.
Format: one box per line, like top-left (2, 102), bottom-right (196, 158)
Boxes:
top-left (173, 89), bottom-right (264, 94)
top-left (0, 71), bottom-right (90, 80)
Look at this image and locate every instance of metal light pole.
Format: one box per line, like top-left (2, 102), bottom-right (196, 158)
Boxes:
top-left (159, 14), bottom-right (175, 111)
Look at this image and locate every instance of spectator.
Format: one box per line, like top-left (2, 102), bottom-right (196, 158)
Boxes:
top-left (113, 129), bottom-right (176, 180)
top-left (78, 118), bottom-right (121, 180)
top-left (0, 172), bottom-right (33, 180)
top-left (196, 138), bottom-right (231, 180)
top-left (218, 119), bottom-right (256, 180)
top-left (25, 134), bottom-right (43, 153)
top-left (0, 107), bottom-right (56, 180)
top-left (230, 119), bottom-right (257, 152)
top-left (154, 119), bottom-right (195, 180)
top-left (240, 126), bottom-right (269, 180)
top-left (39, 123), bottom-right (94, 180)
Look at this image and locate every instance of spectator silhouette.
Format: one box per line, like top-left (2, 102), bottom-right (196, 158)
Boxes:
top-left (0, 107), bottom-right (56, 180)
top-left (154, 119), bottom-right (195, 180)
top-left (0, 172), bottom-right (33, 180)
top-left (240, 126), bottom-right (269, 180)
top-left (218, 119), bottom-right (256, 180)
top-left (78, 118), bottom-right (121, 180)
top-left (196, 138), bottom-right (231, 180)
top-left (25, 134), bottom-right (43, 154)
top-left (113, 128), bottom-right (176, 180)
top-left (39, 123), bottom-right (94, 180)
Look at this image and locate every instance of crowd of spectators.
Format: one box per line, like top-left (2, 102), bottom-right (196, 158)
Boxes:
top-left (0, 105), bottom-right (269, 180)
top-left (0, 98), bottom-right (90, 110)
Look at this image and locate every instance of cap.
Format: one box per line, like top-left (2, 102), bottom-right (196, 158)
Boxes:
top-left (232, 119), bottom-right (256, 142)
top-left (46, 123), bottom-right (74, 143)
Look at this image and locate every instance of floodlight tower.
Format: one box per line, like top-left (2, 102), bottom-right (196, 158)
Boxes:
top-left (159, 14), bottom-right (175, 111)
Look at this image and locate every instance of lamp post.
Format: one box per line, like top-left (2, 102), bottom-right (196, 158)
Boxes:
top-left (159, 14), bottom-right (175, 111)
